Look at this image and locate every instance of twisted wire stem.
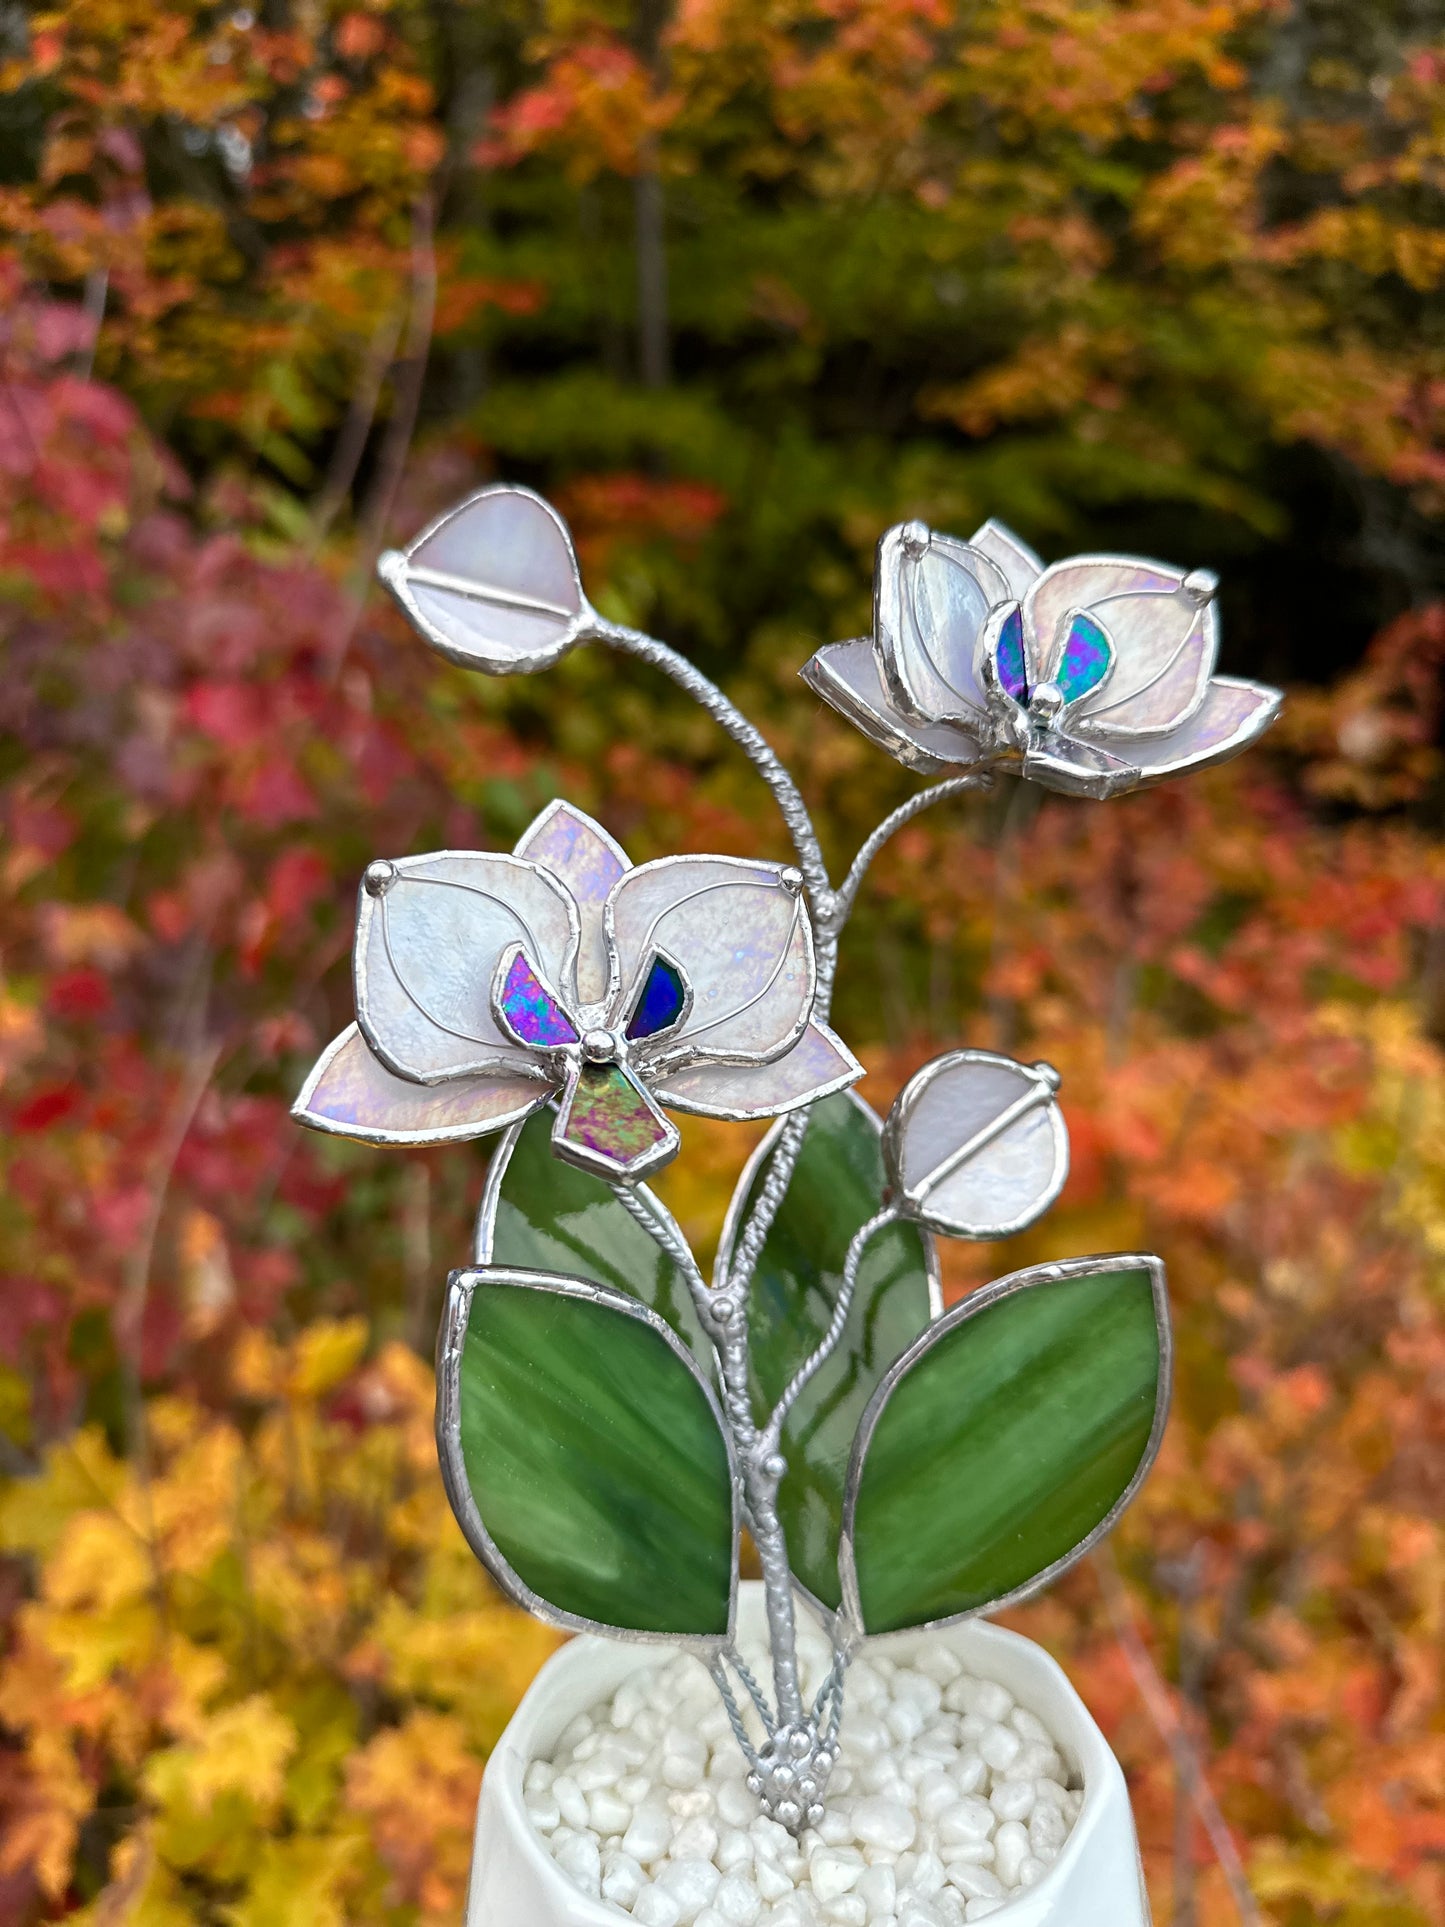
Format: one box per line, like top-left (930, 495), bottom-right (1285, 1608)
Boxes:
top-left (579, 621), bottom-right (986, 1825)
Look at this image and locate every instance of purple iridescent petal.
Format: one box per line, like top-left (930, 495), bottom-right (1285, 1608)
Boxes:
top-left (495, 949), bottom-right (579, 1048)
top-left (292, 1025), bottom-right (550, 1146)
top-left (553, 1062), bottom-right (680, 1180)
top-left (993, 606), bottom-right (1029, 703)
top-left (1055, 612), bottom-right (1113, 703)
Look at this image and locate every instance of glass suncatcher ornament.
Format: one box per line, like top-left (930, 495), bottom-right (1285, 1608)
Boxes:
top-left (293, 483), bottom-right (1281, 1833)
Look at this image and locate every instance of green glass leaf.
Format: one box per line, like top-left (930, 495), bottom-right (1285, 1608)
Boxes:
top-left (481, 1107), bottom-right (711, 1372)
top-left (844, 1256), bottom-right (1169, 1634)
top-left (717, 1092), bottom-right (937, 1611)
top-left (441, 1268), bottom-right (736, 1640)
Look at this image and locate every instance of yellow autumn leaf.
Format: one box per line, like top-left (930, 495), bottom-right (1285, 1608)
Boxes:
top-left (290, 1317), bottom-right (369, 1398)
top-left (42, 1509), bottom-right (153, 1612)
top-left (143, 1694), bottom-right (297, 1817)
top-left (222, 1830), bottom-right (363, 1927)
top-left (0, 1426), bottom-right (128, 1560)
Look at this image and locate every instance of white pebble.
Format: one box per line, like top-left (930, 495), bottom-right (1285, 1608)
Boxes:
top-left (946, 1864), bottom-right (1003, 1901)
top-left (1029, 1801), bottom-right (1067, 1855)
top-left (916, 1647), bottom-right (962, 1687)
top-left (977, 1725), bottom-right (1020, 1773)
top-left (907, 1849), bottom-right (945, 1897)
top-left (673, 1816), bottom-right (721, 1862)
top-left (658, 1856), bottom-right (722, 1921)
top-left (852, 1798), bottom-right (916, 1855)
top-left (952, 1751), bottom-right (987, 1795)
top-left (602, 1850), bottom-right (644, 1909)
top-left (754, 1855), bottom-right (794, 1901)
top-left (935, 1798), bottom-right (993, 1847)
top-left (589, 1788), bottom-right (632, 1834)
top-left (1017, 1854), bottom-right (1047, 1888)
top-left (715, 1872), bottom-right (764, 1924)
top-left (973, 1683), bottom-right (1013, 1723)
top-left (552, 1831), bottom-right (601, 1895)
top-left (635, 1887), bottom-right (684, 1927)
top-left (718, 1828), bottom-right (755, 1872)
top-left (525, 1789), bottom-right (560, 1831)
top-left (992, 1821), bottom-right (1029, 1889)
top-left (824, 1899), bottom-right (868, 1926)
top-left (917, 1773), bottom-right (960, 1822)
top-left (809, 1848), bottom-right (865, 1903)
top-left (623, 1802), bottom-right (673, 1864)
top-left (553, 1773), bottom-right (589, 1828)
top-left (988, 1780), bottom-right (1034, 1824)
top-left (886, 1699), bottom-right (926, 1745)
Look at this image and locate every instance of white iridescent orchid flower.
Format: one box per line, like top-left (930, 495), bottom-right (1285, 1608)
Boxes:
top-left (802, 518), bottom-right (1282, 799)
top-left (293, 802), bottom-right (862, 1182)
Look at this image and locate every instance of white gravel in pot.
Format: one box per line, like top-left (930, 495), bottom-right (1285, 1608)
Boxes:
top-left (525, 1622), bottom-right (1081, 1925)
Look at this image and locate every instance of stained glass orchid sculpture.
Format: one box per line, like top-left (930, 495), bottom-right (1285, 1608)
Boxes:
top-left (294, 485), bottom-right (1277, 1832)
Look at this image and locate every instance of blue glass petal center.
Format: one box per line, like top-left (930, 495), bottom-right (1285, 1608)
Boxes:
top-left (1056, 611), bottom-right (1113, 702)
top-left (994, 606), bottom-right (1028, 703)
top-left (625, 954), bottom-right (688, 1042)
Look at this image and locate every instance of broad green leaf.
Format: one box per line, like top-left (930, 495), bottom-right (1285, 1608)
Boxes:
top-left (483, 1108), bottom-right (711, 1372)
top-left (717, 1092), bottom-right (936, 1611)
top-left (845, 1256), bottom-right (1168, 1634)
top-left (446, 1269), bottom-right (735, 1639)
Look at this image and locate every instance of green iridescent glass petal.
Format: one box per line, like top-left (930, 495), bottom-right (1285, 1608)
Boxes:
top-left (719, 1092), bottom-right (935, 1611)
top-left (848, 1259), bottom-right (1166, 1634)
top-left (484, 1108), bottom-right (710, 1371)
top-left (456, 1274), bottom-right (735, 1637)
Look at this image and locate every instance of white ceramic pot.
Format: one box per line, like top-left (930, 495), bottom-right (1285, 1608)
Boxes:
top-left (466, 1584), bottom-right (1151, 1926)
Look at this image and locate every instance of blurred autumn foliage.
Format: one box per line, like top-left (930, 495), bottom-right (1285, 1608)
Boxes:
top-left (1, 2), bottom-right (1443, 1924)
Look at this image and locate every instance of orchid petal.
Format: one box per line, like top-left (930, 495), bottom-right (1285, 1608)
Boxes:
top-left (355, 852), bottom-right (579, 1084)
top-left (651, 1021), bottom-right (863, 1121)
top-left (875, 523), bottom-right (1004, 726)
top-left (513, 801), bottom-right (629, 1006)
top-left (1123, 676), bottom-right (1282, 786)
top-left (801, 639), bottom-right (992, 775)
top-left (967, 519), bottom-right (1045, 599)
top-left (552, 1061), bottom-right (681, 1182)
top-left (607, 857), bottom-right (814, 1066)
top-left (293, 1025), bottom-right (550, 1146)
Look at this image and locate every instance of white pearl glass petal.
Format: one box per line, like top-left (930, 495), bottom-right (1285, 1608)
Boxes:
top-left (884, 1050), bottom-right (1068, 1238)
top-left (877, 525), bottom-right (1004, 724)
top-left (967, 518), bottom-right (1045, 599)
top-left (607, 858), bottom-right (815, 1065)
top-left (513, 801), bottom-right (630, 1007)
top-left (1070, 595), bottom-right (1216, 738)
top-left (651, 1021), bottom-right (863, 1120)
top-left (293, 1025), bottom-right (550, 1146)
top-left (1025, 556), bottom-right (1183, 686)
top-left (1123, 676), bottom-right (1283, 786)
top-left (378, 485), bottom-right (589, 674)
top-left (801, 639), bottom-right (992, 775)
top-left (355, 853), bottom-right (579, 1083)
